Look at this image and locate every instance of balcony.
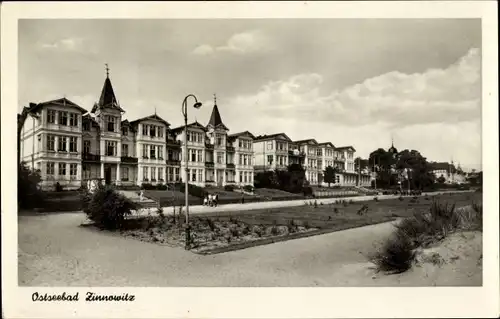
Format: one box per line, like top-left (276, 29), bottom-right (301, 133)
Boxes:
top-left (205, 161), bottom-right (214, 168)
top-left (205, 143), bottom-right (214, 149)
top-left (288, 150), bottom-right (306, 157)
top-left (121, 156), bottom-right (138, 164)
top-left (82, 153), bottom-right (101, 163)
top-left (226, 146), bottom-right (235, 152)
top-left (227, 163), bottom-right (235, 169)
top-left (166, 140), bottom-right (181, 148)
top-left (166, 159), bottom-right (181, 166)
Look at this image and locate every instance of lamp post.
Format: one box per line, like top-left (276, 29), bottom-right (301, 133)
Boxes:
top-left (182, 94), bottom-right (202, 249)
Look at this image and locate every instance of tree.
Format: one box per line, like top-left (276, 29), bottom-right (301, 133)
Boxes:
top-left (323, 166), bottom-right (337, 187)
top-left (437, 175), bottom-right (446, 184)
top-left (395, 149), bottom-right (435, 190)
top-left (18, 162), bottom-right (44, 209)
top-left (369, 148), bottom-right (398, 188)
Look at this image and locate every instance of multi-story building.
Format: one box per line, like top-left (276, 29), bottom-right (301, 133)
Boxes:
top-left (429, 161), bottom-right (466, 184)
top-left (20, 71), bottom-right (249, 190)
top-left (294, 139), bottom-right (320, 185)
top-left (170, 97), bottom-right (253, 187)
top-left (253, 133), bottom-right (295, 171)
top-left (20, 98), bottom-right (87, 190)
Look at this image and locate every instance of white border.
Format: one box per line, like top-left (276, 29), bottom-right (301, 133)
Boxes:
top-left (2, 1), bottom-right (499, 318)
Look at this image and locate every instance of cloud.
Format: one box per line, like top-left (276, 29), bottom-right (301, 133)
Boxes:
top-left (230, 48), bottom-right (481, 127)
top-left (224, 48), bottom-right (481, 168)
top-left (38, 38), bottom-right (84, 51)
top-left (192, 30), bottom-right (272, 56)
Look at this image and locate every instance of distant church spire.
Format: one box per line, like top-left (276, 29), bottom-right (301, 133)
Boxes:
top-left (214, 93), bottom-right (217, 105)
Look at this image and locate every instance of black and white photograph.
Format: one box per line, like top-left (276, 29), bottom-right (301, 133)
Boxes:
top-left (2, 1), bottom-right (498, 318)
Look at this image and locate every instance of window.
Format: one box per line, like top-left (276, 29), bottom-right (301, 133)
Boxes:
top-left (150, 125), bottom-right (156, 137)
top-left (83, 140), bottom-right (90, 154)
top-left (267, 141), bottom-right (273, 150)
top-left (122, 127), bottom-right (128, 136)
top-left (107, 116), bottom-right (115, 132)
top-left (59, 163), bottom-right (66, 176)
top-left (239, 172), bottom-right (243, 183)
top-left (239, 140), bottom-right (242, 148)
top-left (59, 112), bottom-right (68, 125)
top-left (122, 167), bottom-right (129, 181)
top-left (143, 167), bottom-right (149, 180)
top-left (47, 135), bottom-right (55, 151)
top-left (106, 141), bottom-right (117, 156)
top-left (191, 169), bottom-right (196, 182)
top-left (83, 121), bottom-right (90, 131)
top-left (267, 155), bottom-right (273, 165)
top-left (70, 164), bottom-right (77, 177)
top-left (142, 145), bottom-right (148, 158)
top-left (158, 146), bottom-right (163, 159)
top-left (168, 167), bottom-right (174, 182)
top-left (317, 149), bottom-right (322, 156)
top-left (150, 145), bottom-right (156, 159)
top-left (58, 136), bottom-right (67, 152)
top-left (174, 168), bottom-right (180, 181)
top-left (217, 152), bottom-right (224, 164)
top-left (68, 137), bottom-right (77, 152)
top-left (168, 149), bottom-right (174, 161)
top-left (151, 167), bottom-right (156, 181)
top-left (69, 113), bottom-right (78, 127)
top-left (244, 155), bottom-right (248, 166)
top-left (47, 110), bottom-right (56, 124)
top-left (142, 124), bottom-right (148, 136)
top-left (239, 154), bottom-right (242, 165)
top-left (47, 162), bottom-right (55, 175)
top-left (158, 167), bottom-right (163, 181)
top-left (119, 144), bottom-right (127, 157)
top-left (158, 127), bottom-right (163, 138)
top-left (198, 170), bottom-right (203, 182)
top-left (83, 164), bottom-right (90, 179)
top-left (190, 149), bottom-right (196, 162)
top-left (197, 150), bottom-right (202, 162)
top-left (249, 157), bottom-right (252, 166)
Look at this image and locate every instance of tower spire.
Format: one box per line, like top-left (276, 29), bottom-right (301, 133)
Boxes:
top-left (214, 93), bottom-right (217, 105)
top-left (105, 63), bottom-right (110, 78)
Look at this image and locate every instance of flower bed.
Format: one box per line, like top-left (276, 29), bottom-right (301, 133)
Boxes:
top-left (120, 213), bottom-right (318, 254)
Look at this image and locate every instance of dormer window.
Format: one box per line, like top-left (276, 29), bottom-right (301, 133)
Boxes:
top-left (59, 111), bottom-right (68, 126)
top-left (83, 121), bottom-right (90, 131)
top-left (142, 124), bottom-right (148, 136)
top-left (47, 109), bottom-right (56, 124)
top-left (150, 125), bottom-right (156, 137)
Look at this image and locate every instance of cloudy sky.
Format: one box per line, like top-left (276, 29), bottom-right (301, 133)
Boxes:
top-left (19, 19), bottom-right (482, 170)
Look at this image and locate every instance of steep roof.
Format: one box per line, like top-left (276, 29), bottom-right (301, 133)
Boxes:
top-left (294, 138), bottom-right (318, 145)
top-left (254, 133), bottom-right (292, 142)
top-left (129, 114), bottom-right (170, 127)
top-left (318, 142), bottom-right (335, 148)
top-left (336, 145), bottom-right (356, 152)
top-left (207, 103), bottom-right (229, 131)
top-left (28, 97), bottom-right (88, 114)
top-left (91, 75), bottom-right (125, 113)
top-left (228, 131), bottom-right (256, 139)
top-left (171, 121), bottom-right (208, 133)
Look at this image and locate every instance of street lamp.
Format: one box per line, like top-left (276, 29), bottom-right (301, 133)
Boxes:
top-left (182, 94), bottom-right (202, 250)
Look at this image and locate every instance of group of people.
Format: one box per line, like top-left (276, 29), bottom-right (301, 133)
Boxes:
top-left (203, 193), bottom-right (219, 207)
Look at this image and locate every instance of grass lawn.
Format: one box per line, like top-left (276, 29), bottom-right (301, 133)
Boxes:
top-left (144, 190), bottom-right (202, 206)
top-left (202, 192), bottom-right (482, 231)
top-left (253, 188), bottom-right (305, 201)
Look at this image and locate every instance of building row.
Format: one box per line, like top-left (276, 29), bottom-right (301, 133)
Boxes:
top-left (19, 71), bottom-right (370, 190)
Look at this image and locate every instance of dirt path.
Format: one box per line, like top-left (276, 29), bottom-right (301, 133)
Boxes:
top-left (18, 210), bottom-right (481, 287)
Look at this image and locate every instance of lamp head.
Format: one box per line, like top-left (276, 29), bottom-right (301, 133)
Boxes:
top-left (193, 102), bottom-right (202, 109)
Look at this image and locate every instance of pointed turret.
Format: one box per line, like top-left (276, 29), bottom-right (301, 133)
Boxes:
top-left (207, 94), bottom-right (228, 130)
top-left (91, 64), bottom-right (125, 113)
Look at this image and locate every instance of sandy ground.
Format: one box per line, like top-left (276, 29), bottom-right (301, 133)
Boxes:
top-left (18, 211), bottom-right (481, 287)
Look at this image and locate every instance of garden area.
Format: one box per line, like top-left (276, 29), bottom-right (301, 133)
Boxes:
top-left (80, 180), bottom-right (482, 256)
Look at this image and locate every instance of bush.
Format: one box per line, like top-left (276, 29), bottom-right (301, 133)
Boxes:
top-left (156, 183), bottom-right (168, 190)
top-left (370, 231), bottom-right (416, 274)
top-left (224, 184), bottom-right (235, 191)
top-left (84, 186), bottom-right (138, 230)
top-left (243, 185), bottom-right (254, 193)
top-left (55, 182), bottom-right (63, 192)
top-left (141, 183), bottom-right (155, 190)
top-left (180, 183), bottom-right (205, 198)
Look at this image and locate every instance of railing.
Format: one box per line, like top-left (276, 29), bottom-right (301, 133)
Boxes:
top-left (205, 161), bottom-right (214, 168)
top-left (288, 150), bottom-right (306, 157)
top-left (82, 153), bottom-right (101, 162)
top-left (226, 146), bottom-right (235, 152)
top-left (121, 156), bottom-right (138, 164)
top-left (166, 159), bottom-right (181, 166)
top-left (205, 143), bottom-right (214, 149)
top-left (166, 140), bottom-right (181, 148)
top-left (227, 163), bottom-right (235, 169)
